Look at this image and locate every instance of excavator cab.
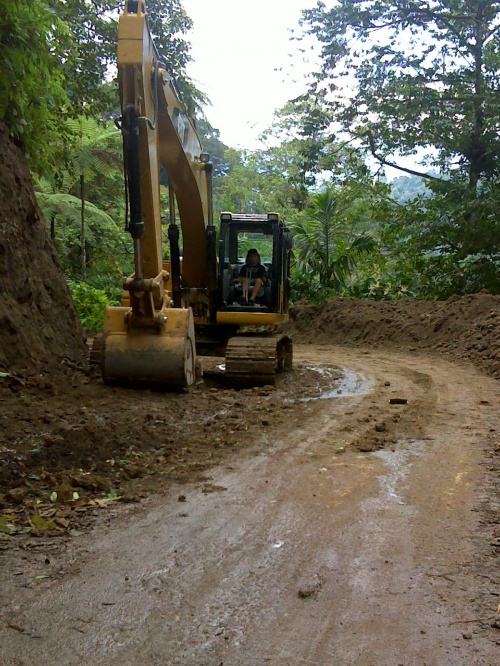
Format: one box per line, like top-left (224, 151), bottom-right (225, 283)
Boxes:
top-left (218, 212), bottom-right (293, 314)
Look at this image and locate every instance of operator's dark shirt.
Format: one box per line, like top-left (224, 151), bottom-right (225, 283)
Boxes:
top-left (239, 263), bottom-right (267, 282)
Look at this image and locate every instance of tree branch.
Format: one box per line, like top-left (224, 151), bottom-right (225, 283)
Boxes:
top-left (364, 130), bottom-right (443, 182)
top-left (477, 143), bottom-right (500, 161)
top-left (484, 22), bottom-right (500, 43)
top-left (406, 2), bottom-right (475, 54)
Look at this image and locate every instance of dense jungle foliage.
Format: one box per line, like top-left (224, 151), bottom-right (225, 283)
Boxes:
top-left (2, 1), bottom-right (500, 328)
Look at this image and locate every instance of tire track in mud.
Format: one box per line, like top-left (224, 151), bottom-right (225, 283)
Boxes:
top-left (1, 346), bottom-right (499, 665)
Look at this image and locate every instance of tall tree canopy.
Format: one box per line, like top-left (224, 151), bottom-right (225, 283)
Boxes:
top-left (1, 1), bottom-right (200, 171)
top-left (300, 1), bottom-right (500, 187)
top-left (137, 0), bottom-right (208, 113)
top-left (0, 1), bottom-right (71, 170)
top-left (48, 0), bottom-right (117, 115)
top-left (294, 1), bottom-right (500, 297)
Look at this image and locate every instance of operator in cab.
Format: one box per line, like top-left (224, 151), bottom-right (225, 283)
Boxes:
top-left (235, 249), bottom-right (268, 306)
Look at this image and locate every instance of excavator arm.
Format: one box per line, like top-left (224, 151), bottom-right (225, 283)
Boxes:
top-left (118, 0), bottom-right (212, 286)
top-left (102, 0), bottom-right (213, 386)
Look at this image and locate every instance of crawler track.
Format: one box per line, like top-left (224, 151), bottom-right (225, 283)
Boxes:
top-left (225, 334), bottom-right (293, 385)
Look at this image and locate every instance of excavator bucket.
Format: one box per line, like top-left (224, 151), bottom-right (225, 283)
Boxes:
top-left (101, 306), bottom-right (196, 388)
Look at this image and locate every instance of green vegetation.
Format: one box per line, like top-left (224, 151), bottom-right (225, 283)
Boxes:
top-left (2, 0), bottom-right (500, 331)
top-left (0, 0), bottom-right (71, 172)
top-left (295, 0), bottom-right (500, 298)
top-left (291, 190), bottom-right (376, 301)
top-left (68, 281), bottom-right (111, 331)
top-left (1, 1), bottom-right (199, 328)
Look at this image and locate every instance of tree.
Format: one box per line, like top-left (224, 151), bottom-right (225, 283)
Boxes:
top-left (47, 1), bottom-right (118, 115)
top-left (215, 143), bottom-right (313, 222)
top-left (300, 1), bottom-right (500, 187)
top-left (290, 189), bottom-right (376, 299)
top-left (196, 119), bottom-right (236, 179)
top-left (390, 174), bottom-right (431, 203)
top-left (1, 1), bottom-right (201, 173)
top-left (213, 103), bottom-right (373, 222)
top-left (383, 180), bottom-right (500, 297)
top-left (133, 0), bottom-right (209, 118)
top-left (0, 0), bottom-right (71, 171)
top-left (34, 117), bottom-right (129, 287)
top-left (69, 117), bottom-right (121, 280)
top-left (296, 1), bottom-right (500, 297)
top-left (49, 0), bottom-right (203, 116)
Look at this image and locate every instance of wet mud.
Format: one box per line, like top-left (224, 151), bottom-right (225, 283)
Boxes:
top-left (1, 346), bottom-right (500, 665)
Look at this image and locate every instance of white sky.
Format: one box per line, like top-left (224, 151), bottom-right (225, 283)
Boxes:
top-left (185, 0), bottom-right (316, 149)
top-left (183, 1), bottom-right (424, 179)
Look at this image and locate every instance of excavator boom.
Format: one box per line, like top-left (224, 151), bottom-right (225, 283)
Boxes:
top-left (102, 0), bottom-right (213, 387)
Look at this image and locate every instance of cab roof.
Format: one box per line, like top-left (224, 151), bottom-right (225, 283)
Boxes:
top-left (220, 212), bottom-right (280, 223)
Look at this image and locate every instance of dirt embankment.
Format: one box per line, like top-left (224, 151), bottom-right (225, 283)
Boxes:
top-left (0, 122), bottom-right (86, 375)
top-left (288, 292), bottom-right (500, 379)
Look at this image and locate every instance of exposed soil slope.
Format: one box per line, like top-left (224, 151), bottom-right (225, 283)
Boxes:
top-left (0, 122), bottom-right (86, 375)
top-left (288, 292), bottom-right (500, 378)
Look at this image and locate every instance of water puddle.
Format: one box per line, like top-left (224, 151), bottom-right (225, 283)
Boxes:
top-left (287, 367), bottom-right (371, 403)
top-left (319, 369), bottom-right (371, 400)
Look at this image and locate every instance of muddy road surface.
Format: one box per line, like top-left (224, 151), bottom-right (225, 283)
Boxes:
top-left (2, 346), bottom-right (500, 665)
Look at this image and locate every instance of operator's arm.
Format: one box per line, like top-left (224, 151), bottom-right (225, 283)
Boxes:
top-left (257, 265), bottom-right (268, 282)
top-left (234, 265), bottom-right (246, 283)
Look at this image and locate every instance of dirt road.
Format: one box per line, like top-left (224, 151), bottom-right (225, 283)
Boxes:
top-left (2, 346), bottom-right (500, 665)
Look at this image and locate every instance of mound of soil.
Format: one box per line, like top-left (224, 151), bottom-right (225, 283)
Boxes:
top-left (288, 292), bottom-right (500, 379)
top-left (0, 122), bottom-right (86, 374)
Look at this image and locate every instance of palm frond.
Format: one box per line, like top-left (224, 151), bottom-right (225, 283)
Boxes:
top-left (35, 191), bottom-right (117, 229)
top-left (290, 187), bottom-right (377, 291)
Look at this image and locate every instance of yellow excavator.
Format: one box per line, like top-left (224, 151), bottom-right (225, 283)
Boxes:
top-left (100, 0), bottom-right (293, 388)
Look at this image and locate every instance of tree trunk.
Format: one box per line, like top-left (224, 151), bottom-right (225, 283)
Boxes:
top-left (469, 6), bottom-right (485, 191)
top-left (80, 174), bottom-right (86, 281)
